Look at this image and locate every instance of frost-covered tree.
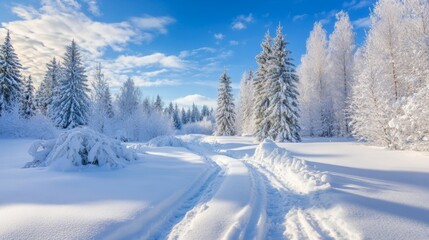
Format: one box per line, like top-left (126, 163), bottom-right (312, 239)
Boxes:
top-left (299, 22), bottom-right (333, 136)
top-left (89, 63), bottom-right (114, 133)
top-left (351, 0), bottom-right (429, 149)
top-left (201, 105), bottom-right (210, 118)
top-left (237, 69), bottom-right (255, 135)
top-left (215, 71), bottom-right (236, 136)
top-left (20, 75), bottom-right (36, 119)
top-left (254, 32), bottom-right (273, 140)
top-left (0, 30), bottom-right (23, 115)
top-left (265, 24), bottom-right (301, 142)
top-left (327, 11), bottom-right (355, 136)
top-left (51, 40), bottom-right (90, 129)
top-left (35, 57), bottom-right (61, 117)
top-left (118, 77), bottom-right (140, 117)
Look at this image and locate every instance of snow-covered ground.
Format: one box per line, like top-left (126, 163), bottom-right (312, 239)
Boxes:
top-left (1, 135), bottom-right (429, 239)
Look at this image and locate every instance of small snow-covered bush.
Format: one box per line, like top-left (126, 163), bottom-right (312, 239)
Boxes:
top-left (25, 127), bottom-right (137, 170)
top-left (181, 118), bottom-right (214, 135)
top-left (146, 135), bottom-right (185, 147)
top-left (252, 139), bottom-right (329, 193)
top-left (0, 108), bottom-right (58, 139)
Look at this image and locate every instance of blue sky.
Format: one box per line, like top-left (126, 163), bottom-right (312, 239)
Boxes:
top-left (0, 0), bottom-right (374, 108)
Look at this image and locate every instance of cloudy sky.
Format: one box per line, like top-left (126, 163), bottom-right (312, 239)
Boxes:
top-left (0, 0), bottom-right (374, 108)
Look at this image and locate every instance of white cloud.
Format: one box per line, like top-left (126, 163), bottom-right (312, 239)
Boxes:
top-left (353, 16), bottom-right (371, 28)
top-left (292, 14), bottom-right (308, 22)
top-left (115, 53), bottom-right (185, 69)
top-left (214, 33), bottom-right (224, 40)
top-left (0, 0), bottom-right (175, 85)
top-left (229, 40), bottom-right (239, 46)
top-left (174, 94), bottom-right (216, 108)
top-left (83, 0), bottom-right (100, 16)
top-left (143, 69), bottom-right (168, 77)
top-left (232, 13), bottom-right (254, 30)
top-left (179, 47), bottom-right (216, 58)
top-left (131, 15), bottom-right (175, 34)
top-left (343, 0), bottom-right (372, 10)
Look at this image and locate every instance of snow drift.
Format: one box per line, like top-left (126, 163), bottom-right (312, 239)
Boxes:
top-left (252, 139), bottom-right (329, 193)
top-left (25, 127), bottom-right (137, 170)
top-left (146, 135), bottom-right (185, 147)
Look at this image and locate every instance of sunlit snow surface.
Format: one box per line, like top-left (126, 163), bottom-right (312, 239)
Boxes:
top-left (1, 136), bottom-right (429, 239)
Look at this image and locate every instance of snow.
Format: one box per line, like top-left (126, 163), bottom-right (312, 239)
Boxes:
top-left (146, 135), bottom-right (185, 147)
top-left (1, 135), bottom-right (429, 239)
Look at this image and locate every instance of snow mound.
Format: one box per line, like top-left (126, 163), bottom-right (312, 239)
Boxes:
top-left (25, 127), bottom-right (137, 170)
top-left (253, 139), bottom-right (329, 193)
top-left (146, 135), bottom-right (185, 147)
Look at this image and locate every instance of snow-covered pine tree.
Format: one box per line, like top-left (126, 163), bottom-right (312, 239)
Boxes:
top-left (254, 32), bottom-right (273, 140)
top-left (237, 69), bottom-right (256, 135)
top-left (265, 24), bottom-right (301, 142)
top-left (327, 11), bottom-right (355, 136)
top-left (154, 95), bottom-right (163, 112)
top-left (118, 77), bottom-right (140, 117)
top-left (20, 75), bottom-right (36, 119)
top-left (35, 57), bottom-right (61, 117)
top-left (191, 103), bottom-right (201, 122)
top-left (180, 108), bottom-right (188, 124)
top-left (215, 71), bottom-right (236, 136)
top-left (201, 105), bottom-right (210, 118)
top-left (173, 104), bottom-right (182, 130)
top-left (166, 102), bottom-right (174, 116)
top-left (51, 40), bottom-right (90, 129)
top-left (90, 63), bottom-right (114, 133)
top-left (0, 30), bottom-right (23, 115)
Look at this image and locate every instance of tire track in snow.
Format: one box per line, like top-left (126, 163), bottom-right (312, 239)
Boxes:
top-left (167, 137), bottom-right (267, 240)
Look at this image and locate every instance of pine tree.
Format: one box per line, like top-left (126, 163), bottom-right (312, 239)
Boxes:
top-left (35, 57), bottom-right (61, 116)
top-left (254, 31), bottom-right (273, 140)
top-left (20, 75), bottom-right (36, 119)
top-left (173, 104), bottom-right (182, 130)
top-left (215, 71), bottom-right (236, 136)
top-left (265, 24), bottom-right (301, 142)
top-left (191, 103), bottom-right (201, 122)
top-left (166, 102), bottom-right (175, 116)
top-left (154, 95), bottom-right (163, 112)
top-left (0, 30), bottom-right (23, 115)
top-left (51, 40), bottom-right (90, 129)
top-left (118, 77), bottom-right (140, 117)
top-left (181, 108), bottom-right (188, 124)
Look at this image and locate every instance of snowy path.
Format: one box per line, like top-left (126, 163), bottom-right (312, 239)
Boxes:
top-left (167, 136), bottom-right (358, 240)
top-left (167, 136), bottom-right (266, 239)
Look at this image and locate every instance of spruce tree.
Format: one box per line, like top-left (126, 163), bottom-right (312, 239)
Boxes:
top-left (181, 108), bottom-right (188, 124)
top-left (154, 95), bottom-right (163, 112)
top-left (265, 24), bottom-right (301, 142)
top-left (51, 40), bottom-right (90, 129)
top-left (0, 31), bottom-right (23, 115)
top-left (254, 31), bottom-right (273, 140)
top-left (35, 57), bottom-right (61, 116)
top-left (20, 75), bottom-right (36, 119)
top-left (173, 104), bottom-right (182, 130)
top-left (215, 71), bottom-right (236, 136)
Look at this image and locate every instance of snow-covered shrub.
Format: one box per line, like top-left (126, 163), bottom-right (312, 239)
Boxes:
top-left (0, 108), bottom-right (58, 139)
top-left (181, 117), bottom-right (214, 135)
top-left (146, 135), bottom-right (185, 147)
top-left (25, 127), bottom-right (137, 170)
top-left (252, 139), bottom-right (329, 193)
